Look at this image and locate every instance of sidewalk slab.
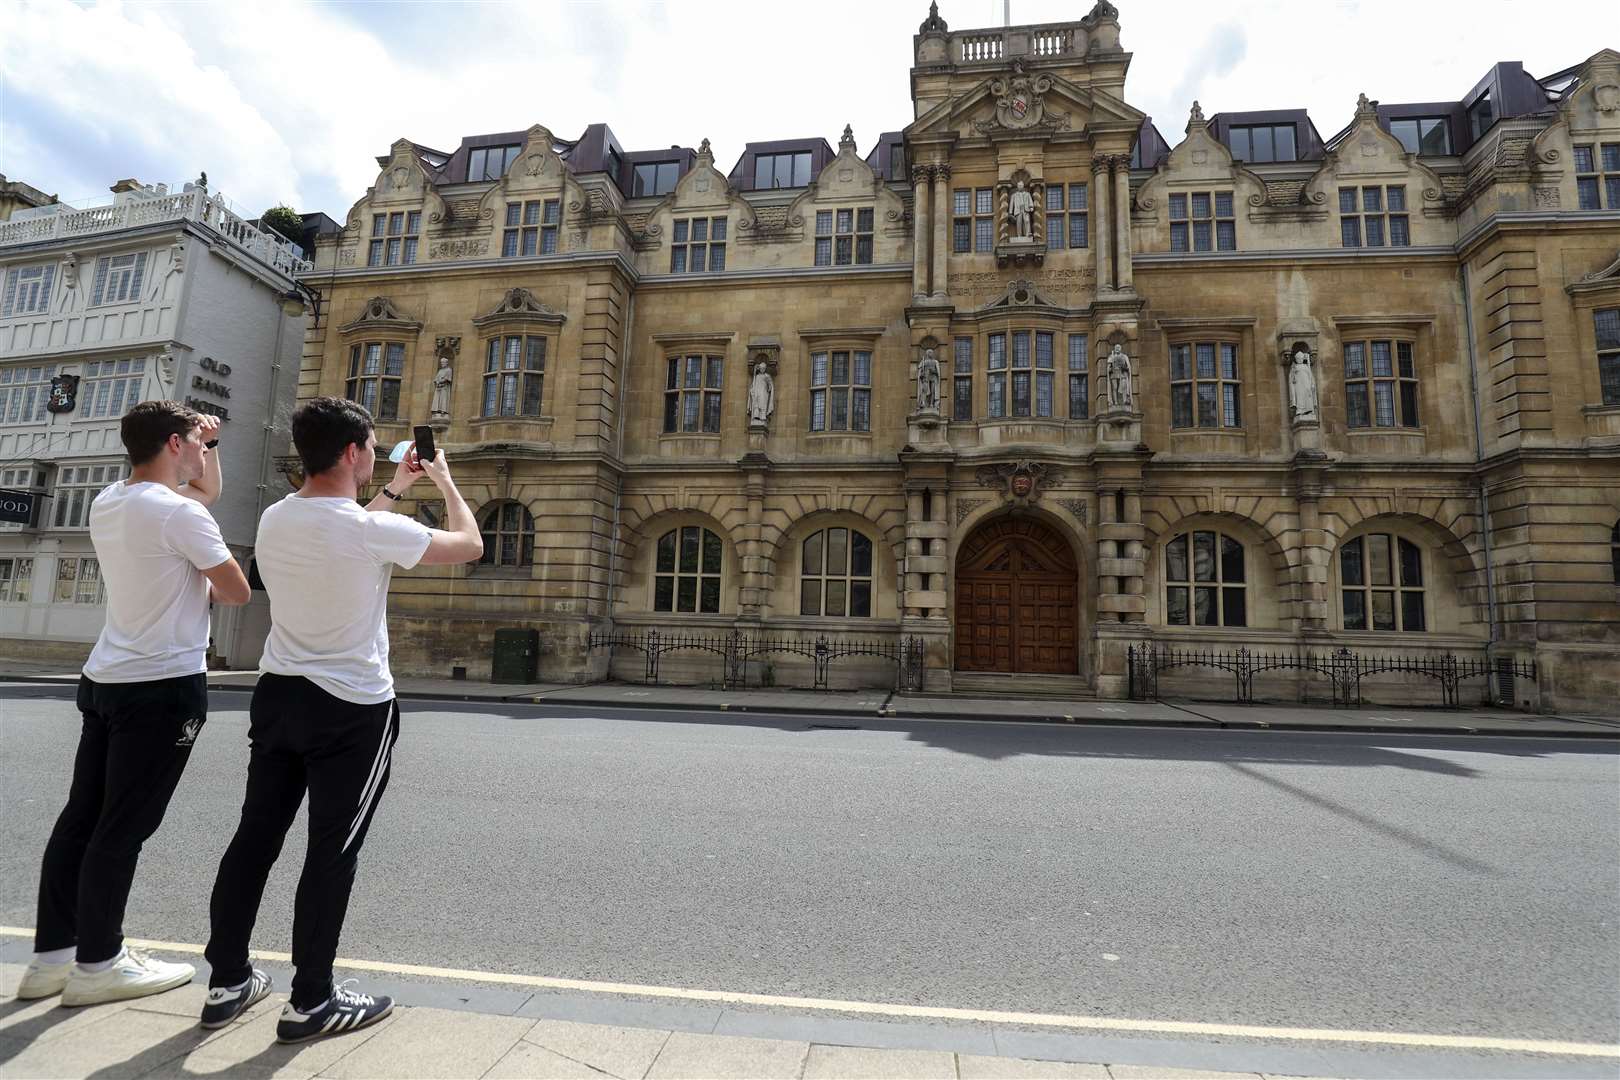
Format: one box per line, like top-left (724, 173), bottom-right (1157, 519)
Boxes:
top-left (483, 1038), bottom-right (607, 1079)
top-left (520, 1017), bottom-right (672, 1078)
top-left (643, 1030), bottom-right (809, 1080)
top-left (175, 998), bottom-right (389, 1080)
top-left (802, 1043), bottom-right (956, 1079)
top-left (317, 1005), bottom-right (534, 1079)
top-left (958, 1055), bottom-right (1110, 1079)
top-left (0, 1007), bottom-right (202, 1079)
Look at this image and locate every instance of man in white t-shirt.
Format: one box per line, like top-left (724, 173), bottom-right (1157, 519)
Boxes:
top-left (18, 401), bottom-right (251, 1006)
top-left (201, 396), bottom-right (483, 1041)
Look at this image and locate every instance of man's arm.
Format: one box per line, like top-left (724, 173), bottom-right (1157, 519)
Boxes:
top-left (180, 415), bottom-right (223, 508)
top-left (365, 444), bottom-right (422, 512)
top-left (416, 451), bottom-right (485, 565)
top-left (202, 558), bottom-right (251, 606)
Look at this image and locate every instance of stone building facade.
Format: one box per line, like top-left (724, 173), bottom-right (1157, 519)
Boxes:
top-left (298, 4), bottom-right (1620, 712)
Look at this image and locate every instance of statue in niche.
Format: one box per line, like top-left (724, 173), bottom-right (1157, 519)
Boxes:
top-left (430, 355), bottom-right (454, 421)
top-left (916, 347), bottom-right (941, 413)
top-left (1105, 344), bottom-right (1133, 410)
top-left (1009, 179), bottom-right (1035, 241)
top-left (1288, 348), bottom-right (1318, 422)
top-left (748, 362), bottom-right (775, 426)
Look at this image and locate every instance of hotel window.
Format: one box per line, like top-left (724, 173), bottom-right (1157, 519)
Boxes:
top-left (1574, 144), bottom-right (1620, 211)
top-left (754, 151), bottom-right (813, 189)
top-left (953, 188), bottom-right (995, 253)
top-left (478, 501), bottom-right (534, 568)
top-left (347, 342), bottom-right (406, 421)
top-left (632, 161), bottom-right (680, 197)
top-left (800, 527), bottom-right (873, 617)
top-left (1045, 183), bottom-right (1089, 250)
top-left (80, 358), bottom-right (146, 420)
top-left (502, 200), bottom-right (561, 257)
top-left (1067, 333), bottom-right (1090, 419)
top-left (1389, 117), bottom-right (1453, 156)
top-left (1340, 534), bottom-right (1425, 631)
top-left (1228, 124), bottom-right (1297, 163)
top-left (1597, 308), bottom-right (1620, 406)
top-left (1, 263), bottom-right (56, 318)
top-left (0, 364), bottom-right (55, 424)
top-left (670, 216), bottom-right (727, 273)
top-left (1344, 340), bottom-right (1419, 429)
top-left (51, 464), bottom-right (126, 530)
top-left (1340, 186), bottom-right (1410, 248)
top-left (1165, 531), bottom-right (1247, 627)
top-left (953, 337), bottom-right (974, 421)
top-left (654, 526), bottom-right (722, 613)
top-left (0, 557), bottom-right (32, 603)
top-left (467, 145), bottom-right (520, 182)
top-left (90, 253), bottom-right (147, 306)
top-left (481, 336), bottom-right (546, 418)
top-left (1170, 342), bottom-right (1241, 429)
top-left (54, 556), bottom-right (105, 605)
top-left (368, 211), bottom-right (421, 267)
top-left (1169, 192), bottom-right (1235, 252)
top-left (664, 354), bottom-right (723, 434)
top-left (809, 350), bottom-right (871, 432)
top-left (814, 208), bottom-right (874, 266)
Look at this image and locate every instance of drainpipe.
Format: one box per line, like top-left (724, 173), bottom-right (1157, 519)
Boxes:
top-left (1459, 261), bottom-right (1499, 670)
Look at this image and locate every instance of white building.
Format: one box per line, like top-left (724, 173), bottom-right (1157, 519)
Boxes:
top-left (0, 178), bottom-right (310, 667)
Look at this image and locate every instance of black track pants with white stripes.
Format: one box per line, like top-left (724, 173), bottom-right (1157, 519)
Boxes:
top-left (205, 673), bottom-right (400, 1011)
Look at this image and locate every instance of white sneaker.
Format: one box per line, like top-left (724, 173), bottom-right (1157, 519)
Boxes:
top-left (16, 958), bottom-right (73, 1000)
top-left (60, 947), bottom-right (195, 1007)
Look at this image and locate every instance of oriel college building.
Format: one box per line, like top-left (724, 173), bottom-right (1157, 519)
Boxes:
top-left (299, 2), bottom-right (1620, 712)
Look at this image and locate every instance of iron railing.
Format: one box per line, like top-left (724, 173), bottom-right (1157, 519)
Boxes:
top-left (588, 628), bottom-right (926, 692)
top-left (1127, 645), bottom-right (1537, 708)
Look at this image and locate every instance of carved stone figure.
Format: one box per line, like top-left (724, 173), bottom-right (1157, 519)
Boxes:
top-left (62, 252), bottom-right (78, 289)
top-left (916, 347), bottom-right (941, 413)
top-left (1288, 348), bottom-right (1318, 422)
top-left (748, 363), bottom-right (775, 426)
top-left (1009, 180), bottom-right (1035, 240)
top-left (1105, 344), bottom-right (1133, 410)
top-left (430, 356), bottom-right (454, 420)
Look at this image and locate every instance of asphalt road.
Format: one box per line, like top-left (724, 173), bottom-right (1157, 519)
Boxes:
top-left (2, 685), bottom-right (1616, 1050)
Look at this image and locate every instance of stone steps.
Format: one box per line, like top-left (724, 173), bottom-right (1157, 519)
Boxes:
top-left (949, 671), bottom-right (1096, 700)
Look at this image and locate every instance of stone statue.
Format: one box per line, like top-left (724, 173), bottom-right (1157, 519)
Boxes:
top-left (1105, 344), bottom-right (1133, 410)
top-left (748, 362), bottom-right (774, 426)
top-left (1009, 179), bottom-right (1035, 240)
top-left (916, 347), bottom-right (941, 414)
top-left (430, 355), bottom-right (453, 420)
top-left (1288, 348), bottom-right (1318, 422)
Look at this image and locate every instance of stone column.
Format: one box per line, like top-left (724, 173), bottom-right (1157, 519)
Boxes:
top-left (1112, 157), bottom-right (1134, 294)
top-left (1091, 155), bottom-right (1112, 292)
top-left (739, 470), bottom-right (767, 617)
top-left (930, 164), bottom-right (952, 303)
top-left (912, 165), bottom-right (931, 301)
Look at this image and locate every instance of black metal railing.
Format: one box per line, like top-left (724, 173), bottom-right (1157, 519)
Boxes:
top-left (1127, 644), bottom-right (1537, 708)
top-left (588, 628), bottom-right (926, 692)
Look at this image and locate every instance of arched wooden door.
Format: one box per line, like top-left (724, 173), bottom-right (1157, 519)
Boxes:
top-left (955, 517), bottom-right (1079, 674)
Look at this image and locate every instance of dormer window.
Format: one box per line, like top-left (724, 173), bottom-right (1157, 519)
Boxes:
top-left (1228, 124), bottom-right (1296, 163)
top-left (468, 145), bottom-right (520, 182)
top-left (633, 161), bottom-right (680, 197)
top-left (754, 151), bottom-right (813, 190)
top-left (1467, 91), bottom-right (1494, 141)
top-left (1388, 117), bottom-right (1452, 156)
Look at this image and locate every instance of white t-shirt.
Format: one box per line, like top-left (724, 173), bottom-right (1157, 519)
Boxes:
top-left (83, 481), bottom-right (233, 683)
top-left (256, 495), bottom-right (432, 705)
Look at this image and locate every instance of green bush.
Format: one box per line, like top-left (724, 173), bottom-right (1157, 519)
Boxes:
top-left (260, 205), bottom-right (303, 243)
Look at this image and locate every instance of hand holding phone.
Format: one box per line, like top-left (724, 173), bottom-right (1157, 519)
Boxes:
top-left (412, 426), bottom-right (436, 468)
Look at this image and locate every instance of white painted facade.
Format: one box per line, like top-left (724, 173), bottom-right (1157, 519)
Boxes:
top-left (0, 182), bottom-right (309, 666)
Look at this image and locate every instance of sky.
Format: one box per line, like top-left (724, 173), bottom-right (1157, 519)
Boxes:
top-left (0, 0), bottom-right (1608, 221)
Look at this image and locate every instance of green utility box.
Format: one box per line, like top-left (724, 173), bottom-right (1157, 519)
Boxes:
top-left (491, 628), bottom-right (540, 684)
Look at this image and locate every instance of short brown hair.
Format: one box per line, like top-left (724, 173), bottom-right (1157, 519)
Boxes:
top-left (122, 400), bottom-right (202, 465)
top-left (291, 396), bottom-right (374, 476)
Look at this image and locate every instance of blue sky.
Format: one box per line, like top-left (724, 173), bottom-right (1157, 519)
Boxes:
top-left (1, 0), bottom-right (1605, 220)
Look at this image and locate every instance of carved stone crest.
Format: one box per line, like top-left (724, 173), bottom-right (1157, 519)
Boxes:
top-left (1595, 82), bottom-right (1620, 114)
top-left (975, 60), bottom-right (1070, 134)
top-left (976, 459), bottom-right (1063, 504)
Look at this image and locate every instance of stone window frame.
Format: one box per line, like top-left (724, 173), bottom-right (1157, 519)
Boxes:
top-left (1336, 530), bottom-right (1427, 633)
top-left (983, 330), bottom-right (1057, 420)
top-left (1338, 185), bottom-right (1410, 248)
top-left (1044, 182), bottom-right (1089, 252)
top-left (814, 207), bottom-right (874, 267)
top-left (670, 216), bottom-right (728, 273)
top-left (53, 555), bottom-right (105, 605)
top-left (77, 357), bottom-right (148, 422)
top-left (479, 334), bottom-right (548, 419)
top-left (0, 362), bottom-right (57, 425)
top-left (799, 525), bottom-right (875, 618)
top-left (1572, 143), bottom-right (1620, 211)
top-left (346, 341), bottom-right (408, 421)
top-left (0, 262), bottom-right (56, 318)
top-left (1163, 529), bottom-right (1247, 627)
top-left (0, 555), bottom-right (33, 603)
top-left (808, 348), bottom-right (872, 432)
top-left (663, 353), bottom-right (724, 434)
top-left (368, 211), bottom-right (421, 267)
top-left (952, 187), bottom-right (995, 254)
top-left (1067, 332), bottom-right (1090, 420)
top-left (653, 524), bottom-right (723, 614)
top-left (1342, 337), bottom-right (1419, 430)
top-left (1596, 307), bottom-right (1620, 407)
top-left (1168, 338), bottom-right (1243, 430)
top-left (90, 252), bottom-right (148, 307)
top-left (477, 500), bottom-right (535, 570)
top-left (1168, 191), bottom-right (1235, 253)
top-left (952, 337), bottom-right (974, 422)
top-left (502, 199), bottom-right (561, 258)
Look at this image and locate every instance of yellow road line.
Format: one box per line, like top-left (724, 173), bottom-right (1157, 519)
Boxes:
top-left (1, 927), bottom-right (1612, 1058)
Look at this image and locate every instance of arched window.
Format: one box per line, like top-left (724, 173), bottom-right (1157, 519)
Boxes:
top-left (1611, 519), bottom-right (1619, 584)
top-left (1340, 533), bottom-right (1424, 631)
top-left (654, 526), bottom-right (722, 613)
top-left (1164, 530), bottom-right (1246, 626)
top-left (479, 502), bottom-right (534, 567)
top-left (800, 527), bottom-right (873, 617)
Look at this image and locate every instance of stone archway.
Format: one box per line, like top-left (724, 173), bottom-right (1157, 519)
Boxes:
top-left (954, 516), bottom-right (1080, 674)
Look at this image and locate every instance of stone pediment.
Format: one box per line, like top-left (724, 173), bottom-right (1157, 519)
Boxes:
top-left (339, 296), bottom-right (422, 337)
top-left (907, 63), bottom-right (1145, 141)
top-left (979, 278), bottom-right (1063, 311)
top-left (472, 287), bottom-right (566, 329)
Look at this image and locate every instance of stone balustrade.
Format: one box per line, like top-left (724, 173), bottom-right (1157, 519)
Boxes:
top-left (951, 23), bottom-right (1085, 65)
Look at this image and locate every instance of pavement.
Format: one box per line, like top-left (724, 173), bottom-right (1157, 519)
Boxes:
top-left (2, 661), bottom-right (1617, 738)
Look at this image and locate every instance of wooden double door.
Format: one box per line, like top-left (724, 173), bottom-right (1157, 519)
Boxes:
top-left (955, 517), bottom-right (1080, 674)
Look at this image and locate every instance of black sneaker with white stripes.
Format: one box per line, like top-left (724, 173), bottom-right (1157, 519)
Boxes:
top-left (199, 968), bottom-right (273, 1029)
top-left (274, 981), bottom-right (393, 1044)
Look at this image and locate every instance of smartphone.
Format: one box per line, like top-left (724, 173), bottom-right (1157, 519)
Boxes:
top-left (412, 425), bottom-right (436, 467)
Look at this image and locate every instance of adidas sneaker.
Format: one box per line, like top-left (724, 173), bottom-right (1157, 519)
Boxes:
top-left (274, 981), bottom-right (393, 1044)
top-left (199, 968), bottom-right (272, 1028)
